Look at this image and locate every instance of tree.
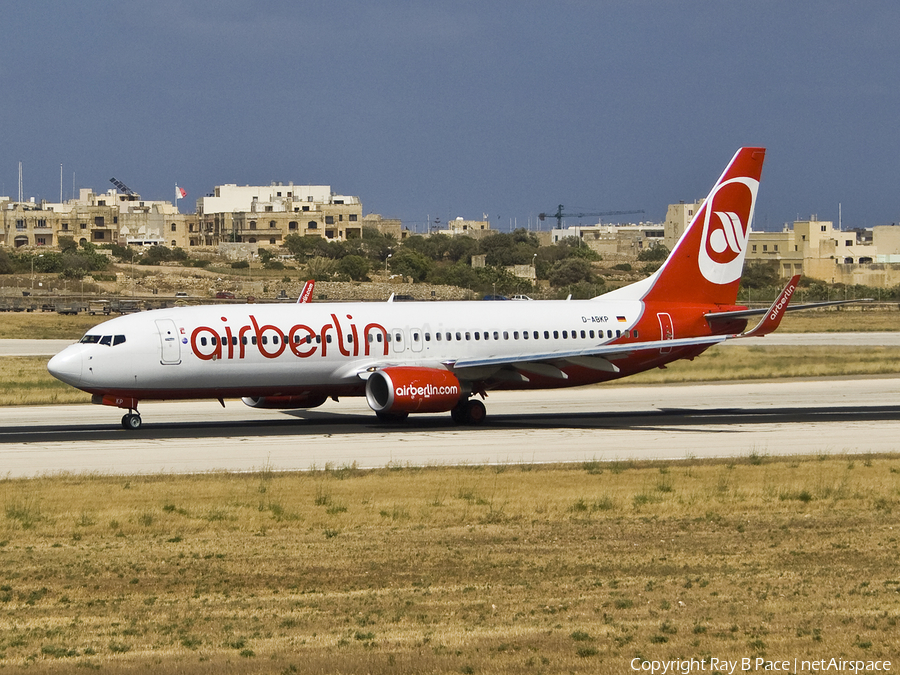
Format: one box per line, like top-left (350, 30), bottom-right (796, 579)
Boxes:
top-left (389, 250), bottom-right (433, 282)
top-left (58, 236), bottom-right (78, 253)
top-left (637, 243), bottom-right (670, 262)
top-left (337, 255), bottom-right (370, 281)
top-left (740, 261), bottom-right (780, 289)
top-left (548, 258), bottom-right (594, 287)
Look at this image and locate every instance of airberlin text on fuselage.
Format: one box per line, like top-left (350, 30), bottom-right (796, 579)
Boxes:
top-left (190, 314), bottom-right (388, 361)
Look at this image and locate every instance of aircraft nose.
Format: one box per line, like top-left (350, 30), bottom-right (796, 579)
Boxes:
top-left (47, 348), bottom-right (83, 386)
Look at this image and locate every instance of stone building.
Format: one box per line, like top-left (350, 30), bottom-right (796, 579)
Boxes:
top-left (0, 189), bottom-right (195, 249)
top-left (194, 183), bottom-right (364, 247)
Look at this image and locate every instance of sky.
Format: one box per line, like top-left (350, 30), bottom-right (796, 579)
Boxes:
top-left (2, 1), bottom-right (899, 233)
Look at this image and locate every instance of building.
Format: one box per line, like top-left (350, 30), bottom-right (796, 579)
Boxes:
top-left (194, 183), bottom-right (363, 247)
top-left (664, 200), bottom-right (704, 250)
top-left (550, 223), bottom-right (665, 259)
top-left (0, 189), bottom-right (195, 249)
top-left (745, 218), bottom-right (900, 286)
top-left (431, 217), bottom-right (493, 239)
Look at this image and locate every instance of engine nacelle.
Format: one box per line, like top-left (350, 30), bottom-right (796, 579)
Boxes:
top-left (365, 367), bottom-right (463, 414)
top-left (241, 393), bottom-right (328, 409)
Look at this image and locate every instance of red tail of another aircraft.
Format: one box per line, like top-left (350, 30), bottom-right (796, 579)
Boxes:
top-left (641, 147), bottom-right (765, 307)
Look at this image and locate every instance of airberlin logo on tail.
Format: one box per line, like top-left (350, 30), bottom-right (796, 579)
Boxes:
top-left (698, 177), bottom-right (759, 285)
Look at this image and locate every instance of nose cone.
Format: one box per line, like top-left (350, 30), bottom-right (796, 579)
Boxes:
top-left (48, 347), bottom-right (83, 386)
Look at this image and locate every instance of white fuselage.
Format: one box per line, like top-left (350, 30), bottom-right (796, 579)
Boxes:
top-left (48, 299), bottom-right (649, 400)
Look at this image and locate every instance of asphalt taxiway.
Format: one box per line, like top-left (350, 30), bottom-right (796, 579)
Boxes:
top-left (0, 376), bottom-right (897, 478)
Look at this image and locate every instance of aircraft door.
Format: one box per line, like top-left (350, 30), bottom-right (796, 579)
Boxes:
top-left (390, 328), bottom-right (405, 354)
top-left (657, 313), bottom-right (673, 354)
top-left (156, 319), bottom-right (182, 365)
top-left (410, 328), bottom-right (423, 353)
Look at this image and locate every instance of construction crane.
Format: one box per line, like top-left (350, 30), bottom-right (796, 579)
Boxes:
top-left (538, 205), bottom-right (644, 230)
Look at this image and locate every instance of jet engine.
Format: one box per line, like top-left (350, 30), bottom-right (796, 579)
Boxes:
top-left (241, 393), bottom-right (328, 409)
top-left (365, 367), bottom-right (463, 414)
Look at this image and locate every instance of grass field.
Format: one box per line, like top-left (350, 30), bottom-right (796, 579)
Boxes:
top-left (0, 458), bottom-right (898, 673)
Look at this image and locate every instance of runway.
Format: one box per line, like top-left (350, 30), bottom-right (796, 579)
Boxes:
top-left (1, 376), bottom-right (898, 478)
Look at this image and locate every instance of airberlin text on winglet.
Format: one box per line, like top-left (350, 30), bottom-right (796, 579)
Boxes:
top-left (630, 657), bottom-right (892, 674)
top-left (769, 281), bottom-right (797, 321)
top-left (189, 314), bottom-right (389, 360)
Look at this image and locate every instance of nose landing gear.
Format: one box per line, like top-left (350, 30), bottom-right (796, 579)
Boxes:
top-left (121, 410), bottom-right (142, 430)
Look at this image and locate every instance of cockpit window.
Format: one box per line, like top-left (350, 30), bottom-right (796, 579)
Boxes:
top-left (80, 334), bottom-right (126, 346)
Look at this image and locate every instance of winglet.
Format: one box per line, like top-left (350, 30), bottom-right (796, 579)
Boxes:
top-left (740, 275), bottom-right (800, 337)
top-left (297, 280), bottom-right (315, 304)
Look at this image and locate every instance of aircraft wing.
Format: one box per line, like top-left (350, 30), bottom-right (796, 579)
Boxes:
top-left (448, 276), bottom-right (803, 381)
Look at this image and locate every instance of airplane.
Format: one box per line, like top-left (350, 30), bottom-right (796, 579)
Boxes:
top-left (47, 147), bottom-right (847, 430)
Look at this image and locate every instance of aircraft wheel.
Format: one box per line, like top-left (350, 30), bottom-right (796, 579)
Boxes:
top-left (450, 403), bottom-right (467, 424)
top-left (464, 399), bottom-right (486, 425)
top-left (121, 413), bottom-right (142, 430)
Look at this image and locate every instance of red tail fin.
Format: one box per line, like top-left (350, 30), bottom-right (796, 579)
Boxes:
top-left (297, 280), bottom-right (315, 304)
top-left (643, 147), bottom-right (765, 306)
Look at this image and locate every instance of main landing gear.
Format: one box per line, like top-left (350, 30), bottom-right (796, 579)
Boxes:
top-left (121, 411), bottom-right (142, 430)
top-left (451, 398), bottom-right (486, 425)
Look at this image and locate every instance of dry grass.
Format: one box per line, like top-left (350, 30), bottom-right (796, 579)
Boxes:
top-left (621, 345), bottom-right (900, 385)
top-left (779, 307), bottom-right (898, 333)
top-left (0, 457), bottom-right (898, 673)
top-left (0, 312), bottom-right (102, 339)
top-left (0, 356), bottom-right (91, 405)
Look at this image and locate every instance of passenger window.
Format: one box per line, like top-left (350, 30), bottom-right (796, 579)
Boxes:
top-left (376, 334), bottom-right (382, 343)
top-left (589, 330), bottom-right (594, 339)
top-left (544, 331), bottom-right (549, 339)
top-left (456, 332), bottom-right (461, 341)
top-left (232, 336), bottom-right (238, 345)
top-left (113, 335), bottom-right (126, 346)
top-left (81, 335), bottom-right (101, 344)
top-left (562, 331), bottom-right (568, 339)
top-left (436, 333), bottom-right (442, 341)
top-left (493, 331), bottom-right (499, 340)
top-left (607, 330), bottom-right (612, 338)
top-left (523, 331), bottom-right (529, 340)
top-left (200, 337), bottom-right (207, 346)
top-left (348, 334), bottom-right (353, 343)
top-left (581, 330), bottom-right (586, 338)
top-left (503, 331), bottom-right (509, 340)
top-left (634, 330), bottom-right (639, 338)
top-left (242, 336), bottom-right (248, 345)
top-left (395, 333), bottom-right (402, 342)
top-left (306, 335), bottom-right (313, 344)
top-left (616, 330), bottom-right (621, 337)
top-left (251, 336), bottom-right (258, 345)
top-left (316, 335), bottom-right (322, 344)
top-left (474, 332), bottom-right (480, 340)
top-left (553, 331), bottom-right (559, 339)
top-left (533, 331), bottom-right (538, 339)
top-left (446, 332), bottom-right (452, 341)
top-left (425, 333), bottom-right (431, 341)
top-left (465, 332), bottom-right (471, 340)
top-left (513, 331), bottom-right (519, 339)
top-left (326, 335), bottom-right (332, 343)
